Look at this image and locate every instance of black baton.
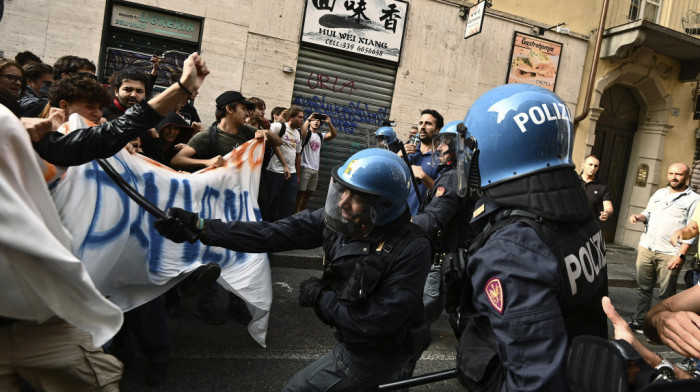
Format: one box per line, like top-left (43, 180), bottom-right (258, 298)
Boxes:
top-left (96, 158), bottom-right (199, 242)
top-left (377, 369), bottom-right (458, 391)
top-left (398, 141), bottom-right (423, 208)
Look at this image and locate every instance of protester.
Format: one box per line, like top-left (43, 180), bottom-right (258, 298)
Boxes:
top-left (295, 112), bottom-right (337, 212)
top-left (141, 112), bottom-right (195, 166)
top-left (52, 55), bottom-right (96, 81)
top-left (0, 58), bottom-right (25, 98)
top-left (103, 68), bottom-right (151, 121)
top-left (0, 88), bottom-right (124, 392)
top-left (154, 148), bottom-right (431, 391)
top-left (259, 105), bottom-right (303, 221)
top-left (14, 50), bottom-right (42, 66)
top-left (402, 109), bottom-right (443, 215)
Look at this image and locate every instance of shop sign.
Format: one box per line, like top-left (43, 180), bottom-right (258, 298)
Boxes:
top-left (111, 4), bottom-right (201, 43)
top-left (506, 32), bottom-right (563, 92)
top-left (301, 0), bottom-right (409, 63)
top-left (465, 1), bottom-right (486, 39)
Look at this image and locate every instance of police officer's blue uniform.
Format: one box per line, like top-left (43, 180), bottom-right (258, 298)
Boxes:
top-left (463, 195), bottom-right (607, 391)
top-left (406, 145), bottom-right (439, 215)
top-left (202, 209), bottom-right (430, 390)
top-left (451, 84), bottom-right (609, 391)
top-left (154, 149), bottom-right (431, 392)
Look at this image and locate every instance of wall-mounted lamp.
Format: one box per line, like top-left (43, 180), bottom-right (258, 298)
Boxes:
top-left (458, 6), bottom-right (468, 20)
top-left (534, 22), bottom-right (567, 35)
top-left (282, 65), bottom-right (294, 73)
top-left (485, 0), bottom-right (493, 7)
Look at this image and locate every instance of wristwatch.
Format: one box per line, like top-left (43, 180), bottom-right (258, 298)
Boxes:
top-left (676, 252), bottom-right (686, 261)
top-left (654, 358), bottom-right (676, 382)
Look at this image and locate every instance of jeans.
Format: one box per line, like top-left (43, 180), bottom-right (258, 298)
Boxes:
top-left (261, 171), bottom-right (299, 222)
top-left (632, 246), bottom-right (683, 324)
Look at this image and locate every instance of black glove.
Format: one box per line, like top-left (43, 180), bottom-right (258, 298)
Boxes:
top-left (154, 207), bottom-right (201, 243)
top-left (299, 277), bottom-right (327, 308)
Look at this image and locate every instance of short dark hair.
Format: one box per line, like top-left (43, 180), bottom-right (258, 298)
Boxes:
top-left (270, 106), bottom-right (286, 119)
top-left (420, 109), bottom-right (444, 131)
top-left (215, 102), bottom-right (247, 123)
top-left (52, 55), bottom-right (96, 80)
top-left (15, 51), bottom-right (42, 66)
top-left (583, 154), bottom-right (600, 162)
top-left (110, 68), bottom-right (151, 96)
top-left (284, 105), bottom-right (303, 121)
top-left (48, 74), bottom-right (111, 108)
top-left (23, 62), bottom-right (54, 82)
top-left (248, 97), bottom-right (266, 110)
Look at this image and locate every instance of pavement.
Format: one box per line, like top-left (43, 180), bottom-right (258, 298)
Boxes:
top-left (270, 243), bottom-right (696, 289)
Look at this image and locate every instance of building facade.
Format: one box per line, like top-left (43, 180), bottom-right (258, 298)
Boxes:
top-left (3, 0), bottom-right (699, 240)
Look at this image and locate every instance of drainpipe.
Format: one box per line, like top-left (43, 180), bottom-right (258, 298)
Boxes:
top-left (574, 0), bottom-right (611, 124)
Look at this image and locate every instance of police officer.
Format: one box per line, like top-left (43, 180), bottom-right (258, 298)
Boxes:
top-left (371, 126), bottom-right (401, 153)
top-left (454, 84), bottom-right (608, 390)
top-left (413, 121), bottom-right (480, 324)
top-left (154, 148), bottom-right (432, 391)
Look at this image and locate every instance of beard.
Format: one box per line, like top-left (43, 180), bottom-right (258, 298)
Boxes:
top-left (669, 181), bottom-right (686, 191)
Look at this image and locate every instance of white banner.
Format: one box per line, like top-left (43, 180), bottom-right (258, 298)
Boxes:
top-left (50, 115), bottom-right (272, 347)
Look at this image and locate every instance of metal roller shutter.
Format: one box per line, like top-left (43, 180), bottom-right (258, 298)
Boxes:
top-left (291, 45), bottom-right (397, 210)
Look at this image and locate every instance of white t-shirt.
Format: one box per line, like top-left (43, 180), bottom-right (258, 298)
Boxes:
top-left (267, 122), bottom-right (302, 174)
top-left (300, 131), bottom-right (324, 171)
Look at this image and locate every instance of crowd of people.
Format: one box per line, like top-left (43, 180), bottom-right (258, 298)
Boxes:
top-left (2, 47), bottom-right (700, 392)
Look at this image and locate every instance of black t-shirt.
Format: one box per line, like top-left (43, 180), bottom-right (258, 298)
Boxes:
top-left (581, 177), bottom-right (611, 216)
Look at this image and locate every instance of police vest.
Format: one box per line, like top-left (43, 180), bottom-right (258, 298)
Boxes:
top-left (468, 209), bottom-right (608, 339)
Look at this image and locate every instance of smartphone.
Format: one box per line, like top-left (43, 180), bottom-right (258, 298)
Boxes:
top-left (316, 114), bottom-right (327, 121)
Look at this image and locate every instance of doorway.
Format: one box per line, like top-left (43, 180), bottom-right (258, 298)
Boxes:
top-left (591, 85), bottom-right (640, 242)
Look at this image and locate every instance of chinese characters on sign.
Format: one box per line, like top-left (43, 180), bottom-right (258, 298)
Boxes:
top-left (301, 0), bottom-right (409, 63)
top-left (506, 32), bottom-right (563, 92)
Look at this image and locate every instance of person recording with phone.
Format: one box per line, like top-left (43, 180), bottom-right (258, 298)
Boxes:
top-left (295, 112), bottom-right (337, 212)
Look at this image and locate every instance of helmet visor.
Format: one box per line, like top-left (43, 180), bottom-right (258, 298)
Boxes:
top-left (457, 124), bottom-right (476, 197)
top-left (368, 134), bottom-right (392, 150)
top-left (432, 133), bottom-right (459, 168)
top-left (323, 178), bottom-right (378, 237)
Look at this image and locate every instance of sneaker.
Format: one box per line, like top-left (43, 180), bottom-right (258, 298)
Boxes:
top-left (690, 370), bottom-right (700, 379)
top-left (181, 264), bottom-right (221, 298)
top-left (628, 321), bottom-right (643, 333)
top-left (677, 357), bottom-right (699, 372)
top-left (196, 303), bottom-right (226, 325)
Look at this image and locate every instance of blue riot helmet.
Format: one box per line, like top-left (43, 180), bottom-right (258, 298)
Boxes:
top-left (432, 120), bottom-right (461, 167)
top-left (462, 83), bottom-right (573, 190)
top-left (324, 148), bottom-right (411, 237)
top-left (432, 120), bottom-right (470, 197)
top-left (369, 126), bottom-right (398, 150)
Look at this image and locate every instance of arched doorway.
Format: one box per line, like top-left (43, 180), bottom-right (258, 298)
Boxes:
top-left (591, 85), bottom-right (640, 242)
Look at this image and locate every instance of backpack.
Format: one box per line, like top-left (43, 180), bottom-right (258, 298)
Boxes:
top-left (302, 129), bottom-right (323, 149)
top-left (261, 122), bottom-right (286, 170)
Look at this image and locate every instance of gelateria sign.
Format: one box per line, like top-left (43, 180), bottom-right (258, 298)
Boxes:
top-left (110, 4), bottom-right (201, 43)
top-left (301, 0), bottom-right (409, 63)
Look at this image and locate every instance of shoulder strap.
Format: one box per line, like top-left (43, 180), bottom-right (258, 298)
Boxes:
top-left (209, 125), bottom-right (218, 151)
top-left (279, 122), bottom-right (287, 139)
top-left (376, 223), bottom-right (429, 271)
top-left (302, 129), bottom-right (313, 149)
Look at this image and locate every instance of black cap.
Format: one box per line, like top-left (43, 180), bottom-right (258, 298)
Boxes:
top-left (156, 112), bottom-right (194, 132)
top-left (215, 91), bottom-right (254, 110)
